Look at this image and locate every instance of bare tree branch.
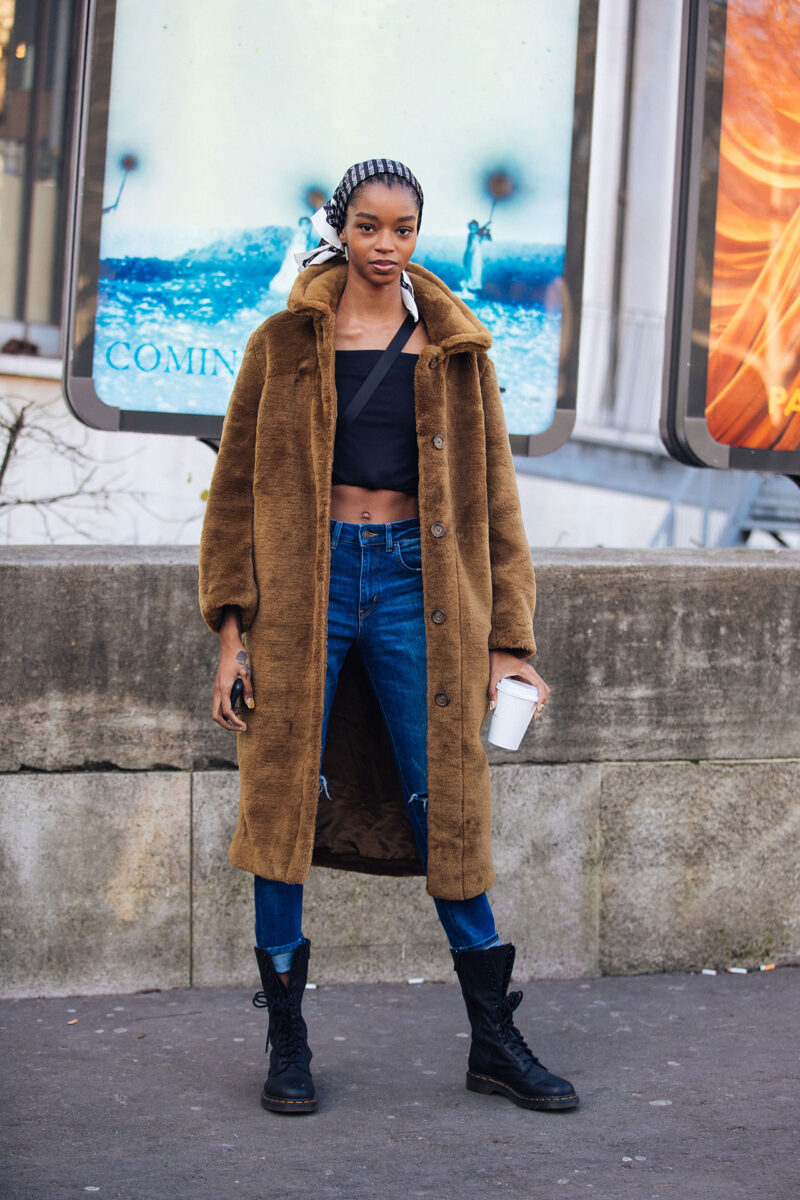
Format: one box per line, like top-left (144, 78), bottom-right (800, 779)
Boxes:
top-left (0, 386), bottom-right (190, 543)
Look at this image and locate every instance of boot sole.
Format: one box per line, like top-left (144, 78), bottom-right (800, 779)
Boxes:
top-left (261, 1089), bottom-right (318, 1114)
top-left (466, 1071), bottom-right (579, 1111)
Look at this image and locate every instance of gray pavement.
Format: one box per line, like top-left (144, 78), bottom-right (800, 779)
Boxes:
top-left (1, 968), bottom-right (798, 1200)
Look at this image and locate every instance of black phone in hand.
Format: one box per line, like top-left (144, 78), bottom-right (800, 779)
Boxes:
top-left (230, 677), bottom-right (244, 710)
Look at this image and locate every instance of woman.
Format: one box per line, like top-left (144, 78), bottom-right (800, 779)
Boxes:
top-left (198, 159), bottom-right (578, 1116)
top-left (462, 217), bottom-right (492, 292)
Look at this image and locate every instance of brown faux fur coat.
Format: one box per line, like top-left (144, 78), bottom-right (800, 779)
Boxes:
top-left (198, 260), bottom-right (536, 901)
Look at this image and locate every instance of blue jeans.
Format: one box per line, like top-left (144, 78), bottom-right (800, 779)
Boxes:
top-left (254, 516), bottom-right (500, 970)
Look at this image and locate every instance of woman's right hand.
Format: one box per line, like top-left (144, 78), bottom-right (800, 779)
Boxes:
top-left (212, 607), bottom-right (255, 731)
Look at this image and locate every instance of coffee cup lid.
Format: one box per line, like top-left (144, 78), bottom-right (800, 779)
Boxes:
top-left (496, 677), bottom-right (539, 701)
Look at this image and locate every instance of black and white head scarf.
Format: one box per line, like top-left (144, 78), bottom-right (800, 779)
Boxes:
top-left (295, 159), bottom-right (424, 320)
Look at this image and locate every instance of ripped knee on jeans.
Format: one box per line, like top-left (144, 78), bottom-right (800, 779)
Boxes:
top-left (318, 772), bottom-right (333, 800)
top-left (408, 791), bottom-right (428, 811)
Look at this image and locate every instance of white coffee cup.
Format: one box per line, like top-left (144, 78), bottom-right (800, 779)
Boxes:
top-left (487, 677), bottom-right (540, 750)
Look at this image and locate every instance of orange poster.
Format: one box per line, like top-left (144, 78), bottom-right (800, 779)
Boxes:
top-left (705, 0), bottom-right (800, 451)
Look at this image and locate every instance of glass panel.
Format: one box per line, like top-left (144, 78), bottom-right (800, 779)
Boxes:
top-left (0, 0), bottom-right (75, 333)
top-left (0, 0), bottom-right (25, 321)
top-left (704, 0), bottom-right (800, 453)
top-left (26, 0), bottom-right (74, 326)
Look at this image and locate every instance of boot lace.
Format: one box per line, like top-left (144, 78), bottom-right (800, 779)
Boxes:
top-left (252, 990), bottom-right (307, 1063)
top-left (498, 989), bottom-right (543, 1067)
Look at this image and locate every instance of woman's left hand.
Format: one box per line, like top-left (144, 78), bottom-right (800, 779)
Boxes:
top-left (487, 650), bottom-right (550, 720)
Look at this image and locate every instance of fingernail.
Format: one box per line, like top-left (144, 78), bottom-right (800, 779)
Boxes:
top-left (489, 700), bottom-right (496, 710)
top-left (246, 698), bottom-right (255, 709)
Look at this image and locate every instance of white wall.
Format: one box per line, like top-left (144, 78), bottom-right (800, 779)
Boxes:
top-left (577, 0), bottom-right (682, 436)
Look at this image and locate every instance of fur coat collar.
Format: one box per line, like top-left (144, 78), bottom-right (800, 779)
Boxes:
top-left (287, 260), bottom-right (493, 356)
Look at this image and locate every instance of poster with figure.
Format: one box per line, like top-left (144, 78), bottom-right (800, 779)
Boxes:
top-left (65, 0), bottom-right (596, 450)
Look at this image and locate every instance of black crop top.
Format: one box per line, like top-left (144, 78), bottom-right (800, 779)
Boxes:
top-left (332, 350), bottom-right (419, 495)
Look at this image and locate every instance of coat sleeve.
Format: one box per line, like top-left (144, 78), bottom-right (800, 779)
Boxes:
top-left (198, 331), bottom-right (265, 634)
top-left (479, 352), bottom-right (537, 658)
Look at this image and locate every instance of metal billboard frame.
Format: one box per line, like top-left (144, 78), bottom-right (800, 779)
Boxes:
top-left (63, 0), bottom-right (598, 452)
top-left (661, 0), bottom-right (800, 476)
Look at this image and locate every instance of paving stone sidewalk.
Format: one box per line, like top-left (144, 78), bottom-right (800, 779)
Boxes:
top-left (2, 968), bottom-right (798, 1200)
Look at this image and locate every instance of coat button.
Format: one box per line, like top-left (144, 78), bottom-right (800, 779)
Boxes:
top-left (431, 521), bottom-right (446, 538)
top-left (431, 608), bottom-right (447, 624)
top-left (428, 355), bottom-right (440, 369)
top-left (434, 691), bottom-right (450, 706)
top-left (432, 434), bottom-right (445, 449)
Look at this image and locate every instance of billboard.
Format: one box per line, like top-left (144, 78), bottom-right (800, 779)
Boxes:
top-left (64, 0), bottom-right (597, 452)
top-left (663, 0), bottom-right (800, 473)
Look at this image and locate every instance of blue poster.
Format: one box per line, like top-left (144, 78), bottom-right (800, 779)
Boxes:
top-left (92, 0), bottom-right (580, 435)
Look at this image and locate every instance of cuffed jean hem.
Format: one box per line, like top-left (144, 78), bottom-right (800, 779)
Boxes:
top-left (449, 932), bottom-right (503, 952)
top-left (430, 895), bottom-right (501, 952)
top-left (256, 935), bottom-right (306, 974)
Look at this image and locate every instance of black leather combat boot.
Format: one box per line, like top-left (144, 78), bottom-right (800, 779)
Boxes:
top-left (252, 938), bottom-right (317, 1113)
top-left (451, 942), bottom-right (579, 1110)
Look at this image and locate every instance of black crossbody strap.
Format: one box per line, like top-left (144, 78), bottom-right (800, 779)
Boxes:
top-left (337, 312), bottom-right (417, 429)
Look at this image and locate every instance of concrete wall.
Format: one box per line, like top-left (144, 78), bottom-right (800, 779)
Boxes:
top-left (1, 546), bottom-right (798, 997)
